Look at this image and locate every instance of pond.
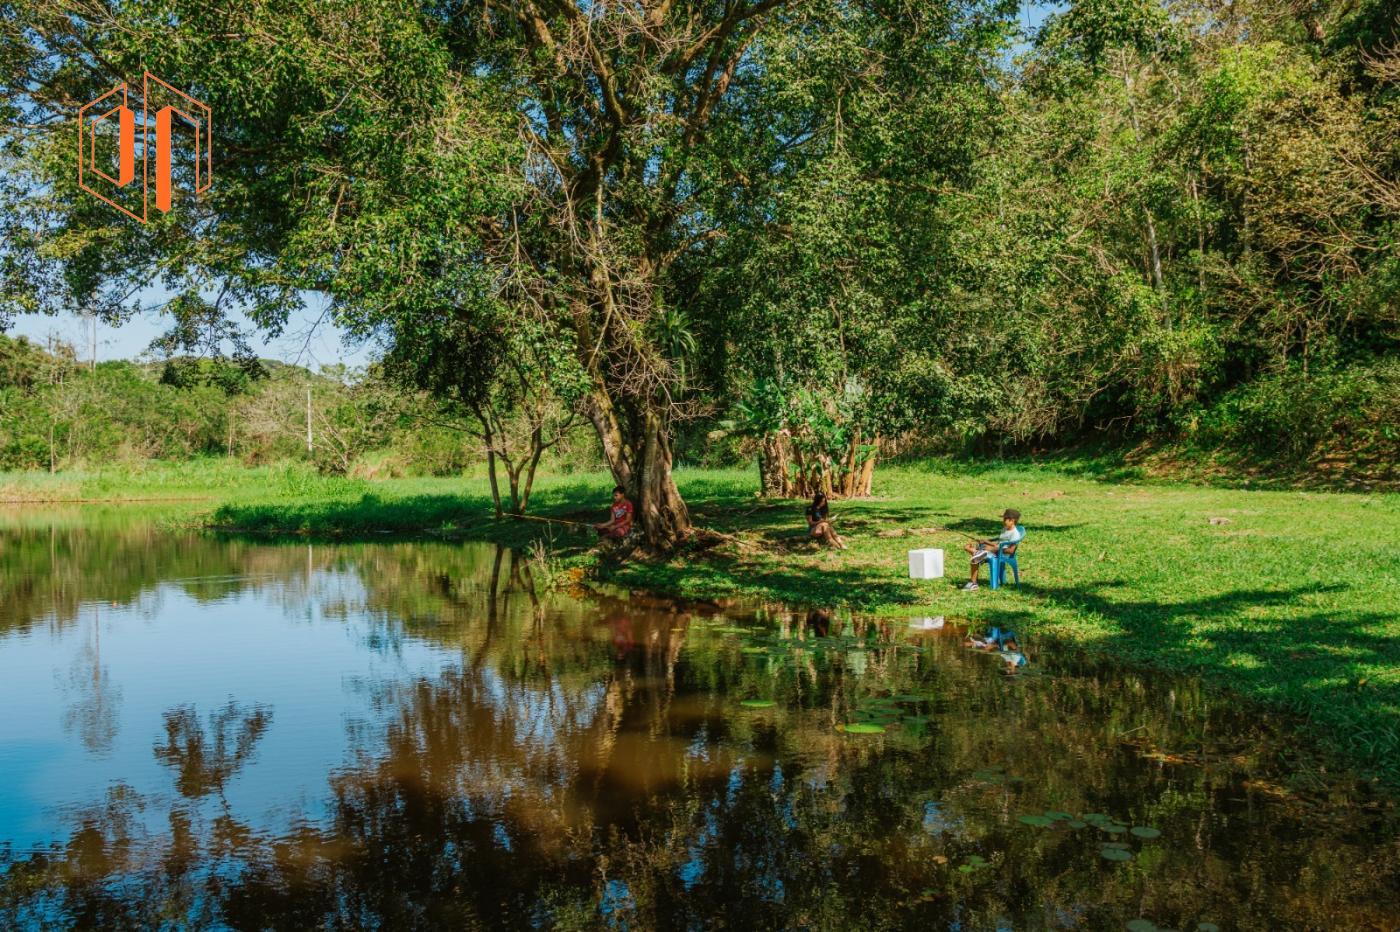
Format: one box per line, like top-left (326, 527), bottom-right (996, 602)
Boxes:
top-left (1, 511), bottom-right (1397, 930)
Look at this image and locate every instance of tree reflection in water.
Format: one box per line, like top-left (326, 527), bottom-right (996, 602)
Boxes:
top-left (0, 530), bottom-right (1398, 929)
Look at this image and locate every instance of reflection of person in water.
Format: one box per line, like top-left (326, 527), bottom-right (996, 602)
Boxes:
top-left (608, 611), bottom-right (635, 660)
top-left (805, 608), bottom-right (832, 638)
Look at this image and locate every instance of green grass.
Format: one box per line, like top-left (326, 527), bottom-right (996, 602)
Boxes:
top-left (0, 458), bottom-right (344, 502)
top-left (41, 458), bottom-right (1396, 782)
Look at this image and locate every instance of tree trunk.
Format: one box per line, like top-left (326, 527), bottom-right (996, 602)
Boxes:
top-left (519, 432), bottom-right (545, 515)
top-left (758, 434), bottom-right (787, 497)
top-left (507, 463), bottom-right (522, 515)
top-left (485, 449), bottom-right (503, 521)
top-left (584, 387), bottom-right (691, 549)
top-left (843, 429), bottom-right (861, 497)
top-left (636, 407), bottom-right (690, 549)
top-left (477, 408), bottom-right (504, 519)
top-left (858, 439), bottom-right (878, 496)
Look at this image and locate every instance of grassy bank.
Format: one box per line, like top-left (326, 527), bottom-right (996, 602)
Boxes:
top-left (198, 460), bottom-right (1400, 782)
top-left (0, 459), bottom-right (324, 503)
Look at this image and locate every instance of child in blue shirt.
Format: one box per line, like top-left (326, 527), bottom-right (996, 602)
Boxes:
top-left (961, 508), bottom-right (1024, 591)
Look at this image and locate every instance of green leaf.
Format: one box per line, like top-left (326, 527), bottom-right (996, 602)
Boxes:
top-left (1100, 847), bottom-right (1132, 862)
top-left (842, 722), bottom-right (886, 734)
top-left (1130, 826), bottom-right (1161, 839)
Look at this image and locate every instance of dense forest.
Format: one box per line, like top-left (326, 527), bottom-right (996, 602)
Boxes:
top-left (1, 0), bottom-right (1397, 534)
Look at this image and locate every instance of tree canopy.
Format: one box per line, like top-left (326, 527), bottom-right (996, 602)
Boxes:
top-left (2, 0), bottom-right (1397, 530)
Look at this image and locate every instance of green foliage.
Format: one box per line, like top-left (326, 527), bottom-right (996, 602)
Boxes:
top-left (1193, 360), bottom-right (1400, 460)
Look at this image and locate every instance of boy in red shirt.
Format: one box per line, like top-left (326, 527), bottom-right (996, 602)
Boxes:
top-left (595, 486), bottom-right (634, 539)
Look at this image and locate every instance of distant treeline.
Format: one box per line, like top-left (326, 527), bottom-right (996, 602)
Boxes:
top-left (2, 325), bottom-right (1394, 488)
top-left (0, 335), bottom-right (490, 476)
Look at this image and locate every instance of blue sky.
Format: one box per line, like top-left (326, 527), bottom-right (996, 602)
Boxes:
top-left (10, 290), bottom-right (377, 369)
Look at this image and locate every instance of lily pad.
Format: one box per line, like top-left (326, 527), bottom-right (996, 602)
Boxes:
top-left (1126, 921), bottom-right (1157, 932)
top-left (740, 699), bottom-right (776, 709)
top-left (1100, 847), bottom-right (1132, 862)
top-left (842, 722), bottom-right (886, 734)
top-left (1045, 810), bottom-right (1073, 821)
top-left (1130, 826), bottom-right (1162, 839)
top-left (1081, 813), bottom-right (1109, 821)
top-left (1067, 820), bottom-right (1088, 829)
top-left (740, 646), bottom-right (769, 654)
top-left (1100, 823), bottom-right (1128, 834)
top-left (1018, 815), bottom-right (1054, 827)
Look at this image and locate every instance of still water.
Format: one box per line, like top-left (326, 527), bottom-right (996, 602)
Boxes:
top-left (1, 511), bottom-right (1397, 930)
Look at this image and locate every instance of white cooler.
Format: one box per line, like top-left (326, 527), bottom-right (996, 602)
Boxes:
top-left (908, 548), bottom-right (944, 579)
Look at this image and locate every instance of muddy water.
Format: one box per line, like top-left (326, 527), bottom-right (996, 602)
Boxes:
top-left (0, 513), bottom-right (1397, 930)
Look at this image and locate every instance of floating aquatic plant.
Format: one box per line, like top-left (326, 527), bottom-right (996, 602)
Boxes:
top-left (841, 722), bottom-right (886, 735)
top-left (1100, 847), bottom-right (1132, 861)
top-left (739, 699), bottom-right (776, 709)
top-left (957, 854), bottom-right (990, 874)
top-left (1130, 826), bottom-right (1161, 839)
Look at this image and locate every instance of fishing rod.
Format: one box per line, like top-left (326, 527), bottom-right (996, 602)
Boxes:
top-left (513, 513), bottom-right (597, 529)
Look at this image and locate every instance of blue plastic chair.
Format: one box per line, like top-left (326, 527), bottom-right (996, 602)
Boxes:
top-left (985, 527), bottom-right (1025, 590)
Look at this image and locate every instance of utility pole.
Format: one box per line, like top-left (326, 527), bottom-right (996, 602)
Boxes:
top-left (89, 312), bottom-right (96, 371)
top-left (306, 387), bottom-right (313, 456)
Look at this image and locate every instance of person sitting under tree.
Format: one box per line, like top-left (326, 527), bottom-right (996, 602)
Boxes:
top-left (961, 508), bottom-right (1023, 591)
top-left (595, 486), bottom-right (634, 541)
top-left (806, 492), bottom-right (846, 549)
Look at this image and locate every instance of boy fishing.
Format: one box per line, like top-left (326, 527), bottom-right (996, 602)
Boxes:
top-left (961, 508), bottom-right (1023, 591)
top-left (595, 486), bottom-right (634, 540)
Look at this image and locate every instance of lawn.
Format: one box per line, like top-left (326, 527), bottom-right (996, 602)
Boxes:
top-left (29, 457), bottom-right (1399, 781)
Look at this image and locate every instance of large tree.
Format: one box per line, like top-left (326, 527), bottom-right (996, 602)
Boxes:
top-left (2, 0), bottom-right (1020, 547)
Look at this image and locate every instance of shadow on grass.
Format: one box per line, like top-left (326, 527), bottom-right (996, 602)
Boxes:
top-left (939, 518), bottom-right (1088, 537)
top-left (973, 577), bottom-right (1400, 780)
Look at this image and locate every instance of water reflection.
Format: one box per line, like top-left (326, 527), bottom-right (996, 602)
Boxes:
top-left (59, 610), bottom-right (122, 754)
top-left (0, 514), bottom-right (1397, 929)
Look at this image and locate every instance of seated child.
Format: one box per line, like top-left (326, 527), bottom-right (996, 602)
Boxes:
top-left (805, 492), bottom-right (846, 550)
top-left (595, 486), bottom-right (634, 540)
top-left (961, 508), bottom-right (1023, 591)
